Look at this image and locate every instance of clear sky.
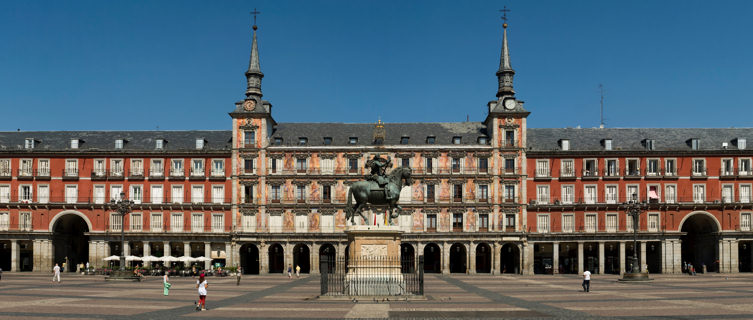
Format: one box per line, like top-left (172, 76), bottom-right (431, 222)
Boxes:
top-left (1, 0), bottom-right (752, 131)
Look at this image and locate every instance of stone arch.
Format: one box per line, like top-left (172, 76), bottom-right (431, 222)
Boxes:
top-left (401, 243), bottom-right (415, 273)
top-left (680, 211), bottom-right (720, 273)
top-left (293, 243), bottom-right (310, 274)
top-left (423, 243), bottom-right (441, 273)
top-left (268, 243), bottom-right (285, 273)
top-left (449, 243), bottom-right (468, 273)
top-left (475, 242), bottom-right (492, 273)
top-left (48, 210), bottom-right (93, 233)
top-left (677, 211), bottom-right (721, 233)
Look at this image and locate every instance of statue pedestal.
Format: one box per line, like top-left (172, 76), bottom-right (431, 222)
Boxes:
top-left (344, 225), bottom-right (405, 296)
top-left (618, 272), bottom-right (652, 282)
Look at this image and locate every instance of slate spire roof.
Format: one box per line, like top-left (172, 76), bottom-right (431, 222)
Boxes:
top-left (245, 23), bottom-right (264, 98)
top-left (496, 22), bottom-right (515, 97)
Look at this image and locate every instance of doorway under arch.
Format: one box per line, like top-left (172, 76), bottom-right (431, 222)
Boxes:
top-left (475, 243), bottom-right (492, 273)
top-left (319, 244), bottom-right (336, 273)
top-left (501, 243), bottom-right (520, 274)
top-left (401, 243), bottom-right (415, 273)
top-left (423, 243), bottom-right (441, 273)
top-left (449, 243), bottom-right (467, 273)
top-left (293, 244), bottom-right (310, 274)
top-left (268, 244), bottom-right (284, 273)
top-left (240, 243), bottom-right (259, 274)
top-left (681, 213), bottom-right (719, 273)
top-left (52, 213), bottom-right (89, 272)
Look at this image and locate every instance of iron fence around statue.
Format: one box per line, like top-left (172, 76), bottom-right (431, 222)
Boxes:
top-left (320, 255), bottom-right (424, 296)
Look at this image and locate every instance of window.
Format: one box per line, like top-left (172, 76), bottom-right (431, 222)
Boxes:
top-left (65, 185), bottom-right (77, 203)
top-left (151, 185), bottom-right (163, 204)
top-left (505, 158), bottom-right (515, 173)
top-left (645, 139), bottom-right (655, 150)
top-left (25, 138), bottom-right (34, 149)
top-left (691, 138), bottom-right (700, 150)
top-left (665, 159), bottom-right (676, 176)
top-left (115, 139), bottom-right (123, 149)
top-left (93, 159), bottom-right (106, 177)
top-left (452, 184), bottom-right (463, 202)
top-left (626, 185), bottom-right (638, 202)
top-left (19, 212), bottom-right (31, 231)
top-left (648, 213), bottom-right (659, 232)
top-left (110, 185), bottom-right (123, 201)
top-left (741, 185), bottom-right (751, 203)
top-left (271, 185), bottom-right (281, 203)
top-left (585, 214), bottom-right (597, 233)
top-left (504, 185), bottom-right (515, 203)
top-left (627, 159), bottom-right (640, 176)
top-left (150, 159), bottom-right (164, 176)
top-left (722, 185), bottom-right (734, 203)
top-left (478, 184), bottom-right (488, 202)
top-left (693, 159), bottom-right (705, 176)
top-left (479, 213), bottom-right (489, 231)
top-left (244, 159), bottom-right (254, 174)
top-left (296, 158), bottom-right (307, 173)
top-left (295, 186), bottom-right (306, 203)
top-left (131, 213), bottom-right (142, 231)
top-left (400, 136), bottom-right (409, 144)
top-left (536, 160), bottom-right (549, 177)
top-left (195, 138), bottom-right (204, 149)
top-left (323, 137), bottom-right (332, 145)
top-left (242, 213), bottom-right (254, 232)
top-left (0, 185), bottom-right (8, 203)
top-left (348, 158), bottom-right (358, 173)
top-left (426, 184), bottom-right (435, 203)
top-left (648, 185), bottom-right (660, 203)
top-left (212, 159), bottom-right (224, 176)
top-left (478, 158), bottom-right (488, 173)
top-left (560, 139), bottom-right (570, 151)
top-left (584, 185), bottom-right (597, 204)
top-left (504, 130), bottom-right (515, 147)
top-left (693, 184), bottom-right (705, 203)
top-left (606, 214), bottom-right (618, 232)
top-left (243, 185), bottom-right (253, 203)
top-left (562, 214), bottom-right (574, 233)
top-left (626, 213), bottom-right (634, 232)
top-left (20, 185), bottom-right (32, 202)
top-left (19, 159), bottom-right (32, 176)
top-left (0, 159), bottom-right (10, 176)
top-left (37, 185), bottom-right (49, 203)
top-left (401, 158), bottom-right (409, 168)
top-left (65, 159), bottom-right (78, 176)
top-left (505, 214), bottom-right (516, 230)
top-left (270, 158), bottom-right (278, 173)
top-left (130, 159), bottom-right (143, 176)
top-left (426, 136), bottom-right (435, 144)
top-left (606, 159), bottom-right (618, 176)
top-left (478, 137), bottom-right (487, 145)
top-left (93, 185), bottom-right (105, 204)
top-left (561, 185), bottom-right (574, 204)
top-left (171, 185), bottom-right (183, 203)
top-left (244, 130), bottom-right (255, 147)
top-left (537, 214), bottom-right (550, 233)
top-left (212, 185), bottom-right (224, 203)
top-left (171, 212), bottom-right (183, 232)
top-left (605, 185), bottom-right (617, 204)
top-left (349, 137), bottom-right (358, 144)
top-left (191, 213), bottom-right (204, 232)
top-left (273, 137), bottom-right (283, 145)
top-left (0, 212), bottom-right (8, 230)
top-left (130, 185), bottom-right (143, 204)
top-left (452, 213), bottom-right (463, 231)
top-left (298, 137), bottom-right (308, 145)
top-left (536, 185), bottom-right (549, 204)
top-left (111, 159), bottom-right (123, 176)
top-left (191, 186), bottom-right (204, 203)
top-left (212, 214), bottom-right (223, 232)
top-left (427, 214), bottom-right (437, 231)
top-left (451, 158), bottom-right (460, 173)
top-left (665, 185), bottom-right (676, 204)
top-left (739, 138), bottom-right (747, 150)
top-left (71, 139), bottom-right (79, 149)
top-left (741, 213), bottom-right (751, 231)
top-left (604, 139), bottom-right (612, 150)
top-left (583, 159), bottom-right (597, 176)
top-left (452, 136), bottom-right (461, 144)
top-left (155, 139), bottom-right (164, 149)
top-left (425, 158), bottom-right (433, 173)
top-left (151, 213), bottom-right (163, 232)
top-left (561, 159), bottom-right (574, 177)
top-left (322, 185), bottom-right (331, 203)
top-left (740, 159), bottom-right (751, 175)
top-left (110, 213), bottom-right (122, 231)
top-left (192, 159), bottom-right (204, 176)
top-left (722, 159), bottom-right (734, 176)
top-left (647, 159), bottom-right (659, 176)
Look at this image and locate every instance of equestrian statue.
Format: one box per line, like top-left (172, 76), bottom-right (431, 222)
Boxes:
top-left (346, 155), bottom-right (412, 226)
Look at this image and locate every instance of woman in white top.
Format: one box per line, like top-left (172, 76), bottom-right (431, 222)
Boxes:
top-left (196, 273), bottom-right (208, 311)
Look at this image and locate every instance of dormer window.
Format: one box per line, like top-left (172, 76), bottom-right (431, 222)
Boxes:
top-left (349, 137), bottom-right (358, 144)
top-left (560, 139), bottom-right (570, 151)
top-left (115, 139), bottom-right (124, 149)
top-left (298, 137), bottom-right (308, 145)
top-left (24, 138), bottom-right (34, 149)
top-left (691, 138), bottom-right (700, 150)
top-left (478, 137), bottom-right (488, 145)
top-left (273, 137), bottom-right (283, 145)
top-left (604, 139), bottom-right (613, 151)
top-left (323, 137), bottom-right (332, 145)
top-left (426, 136), bottom-right (436, 144)
top-left (195, 138), bottom-right (205, 149)
top-left (452, 136), bottom-right (461, 145)
top-left (644, 139), bottom-right (655, 150)
top-left (70, 139), bottom-right (79, 149)
top-left (738, 138), bottom-right (747, 150)
top-left (400, 136), bottom-right (409, 144)
top-left (155, 139), bottom-right (164, 150)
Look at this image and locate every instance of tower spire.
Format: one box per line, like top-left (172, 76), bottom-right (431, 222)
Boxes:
top-left (496, 6), bottom-right (515, 98)
top-left (245, 9), bottom-right (264, 98)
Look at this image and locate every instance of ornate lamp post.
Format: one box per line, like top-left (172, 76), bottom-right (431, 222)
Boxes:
top-left (110, 191), bottom-right (133, 271)
top-left (621, 193), bottom-right (650, 281)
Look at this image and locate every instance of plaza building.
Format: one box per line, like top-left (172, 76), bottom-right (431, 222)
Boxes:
top-left (1, 20), bottom-right (752, 276)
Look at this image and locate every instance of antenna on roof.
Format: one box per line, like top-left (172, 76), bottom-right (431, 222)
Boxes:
top-left (466, 114), bottom-right (469, 122)
top-left (599, 84), bottom-right (605, 129)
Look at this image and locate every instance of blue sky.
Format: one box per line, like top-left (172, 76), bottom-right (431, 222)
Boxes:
top-left (1, 0), bottom-right (752, 130)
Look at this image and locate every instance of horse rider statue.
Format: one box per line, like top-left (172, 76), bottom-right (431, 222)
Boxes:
top-left (365, 155), bottom-right (397, 201)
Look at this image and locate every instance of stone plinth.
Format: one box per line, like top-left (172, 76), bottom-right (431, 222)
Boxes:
top-left (618, 271), bottom-right (652, 282)
top-left (344, 225), bottom-right (406, 296)
top-left (105, 270), bottom-right (141, 282)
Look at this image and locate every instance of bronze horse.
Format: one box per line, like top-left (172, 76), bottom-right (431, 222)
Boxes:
top-left (346, 167), bottom-right (412, 225)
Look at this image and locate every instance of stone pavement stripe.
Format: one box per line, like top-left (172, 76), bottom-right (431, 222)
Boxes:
top-left (438, 275), bottom-right (605, 319)
top-left (344, 303), bottom-right (389, 319)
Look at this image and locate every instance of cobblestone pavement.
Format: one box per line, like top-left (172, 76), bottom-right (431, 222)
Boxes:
top-left (1, 272), bottom-right (753, 319)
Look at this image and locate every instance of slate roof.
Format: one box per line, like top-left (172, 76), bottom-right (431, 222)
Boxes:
top-left (270, 122), bottom-right (489, 146)
top-left (527, 128), bottom-right (753, 152)
top-left (0, 131), bottom-right (232, 152)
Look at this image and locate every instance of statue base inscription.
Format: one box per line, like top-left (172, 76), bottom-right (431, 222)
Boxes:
top-left (344, 225), bottom-right (406, 296)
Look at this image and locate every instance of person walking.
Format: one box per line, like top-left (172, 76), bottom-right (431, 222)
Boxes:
top-left (0, 267), bottom-right (3, 281)
top-left (196, 273), bottom-right (208, 311)
top-left (163, 273), bottom-right (171, 296)
top-left (295, 265), bottom-right (301, 278)
top-left (52, 263), bottom-right (61, 283)
top-left (287, 264), bottom-right (292, 279)
top-left (236, 266), bottom-right (242, 286)
top-left (582, 269), bottom-right (591, 292)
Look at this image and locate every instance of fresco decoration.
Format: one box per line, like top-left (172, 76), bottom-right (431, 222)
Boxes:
top-left (438, 153), bottom-right (449, 173)
top-left (464, 153), bottom-right (476, 172)
top-left (465, 210), bottom-right (476, 231)
top-left (334, 154), bottom-right (346, 174)
top-left (439, 209), bottom-right (449, 232)
top-left (284, 181), bottom-right (295, 202)
top-left (283, 210), bottom-right (295, 232)
top-left (310, 154), bottom-right (321, 173)
top-left (465, 179), bottom-right (476, 201)
top-left (439, 180), bottom-right (450, 201)
top-left (309, 182), bottom-right (320, 202)
top-left (335, 181), bottom-right (347, 202)
top-left (335, 209), bottom-right (347, 231)
top-left (411, 180), bottom-right (424, 202)
top-left (309, 212), bottom-right (320, 232)
top-left (412, 209), bottom-right (424, 232)
top-left (412, 153), bottom-right (423, 173)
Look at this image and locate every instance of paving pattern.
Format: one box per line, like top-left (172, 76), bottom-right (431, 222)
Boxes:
top-left (1, 272), bottom-right (753, 319)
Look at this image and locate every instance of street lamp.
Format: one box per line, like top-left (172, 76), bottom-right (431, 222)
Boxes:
top-left (621, 193), bottom-right (650, 281)
top-left (110, 191), bottom-right (133, 271)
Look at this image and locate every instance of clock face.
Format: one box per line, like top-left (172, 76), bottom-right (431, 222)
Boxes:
top-left (243, 99), bottom-right (256, 111)
top-left (504, 99), bottom-right (516, 110)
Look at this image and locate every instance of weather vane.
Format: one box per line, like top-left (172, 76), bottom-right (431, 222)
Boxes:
top-left (500, 6), bottom-right (511, 27)
top-left (251, 8), bottom-right (261, 28)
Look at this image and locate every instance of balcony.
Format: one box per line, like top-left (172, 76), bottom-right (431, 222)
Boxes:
top-left (62, 169), bottom-right (79, 180)
top-left (209, 170), bottom-right (226, 181)
top-left (581, 169), bottom-right (599, 180)
top-left (662, 169), bottom-right (678, 179)
top-left (108, 169), bottom-right (125, 180)
top-left (534, 169), bottom-right (551, 180)
top-left (644, 170), bottom-right (662, 179)
top-left (720, 169), bottom-right (736, 179)
top-left (189, 170), bottom-right (205, 180)
top-left (739, 168), bottom-right (753, 178)
top-left (149, 169), bottom-right (165, 180)
top-left (602, 169), bottom-right (621, 180)
top-left (691, 169), bottom-right (707, 179)
top-left (559, 169), bottom-right (577, 180)
top-left (241, 166), bottom-right (256, 176)
top-left (169, 169), bottom-right (185, 180)
top-left (0, 168), bottom-right (11, 180)
top-left (501, 139), bottom-right (517, 149)
top-left (91, 170), bottom-right (107, 181)
top-left (623, 168), bottom-right (642, 180)
top-left (35, 168), bottom-right (51, 180)
top-left (17, 169), bottom-right (34, 180)
top-left (500, 167), bottom-right (521, 175)
top-left (128, 169), bottom-right (144, 180)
